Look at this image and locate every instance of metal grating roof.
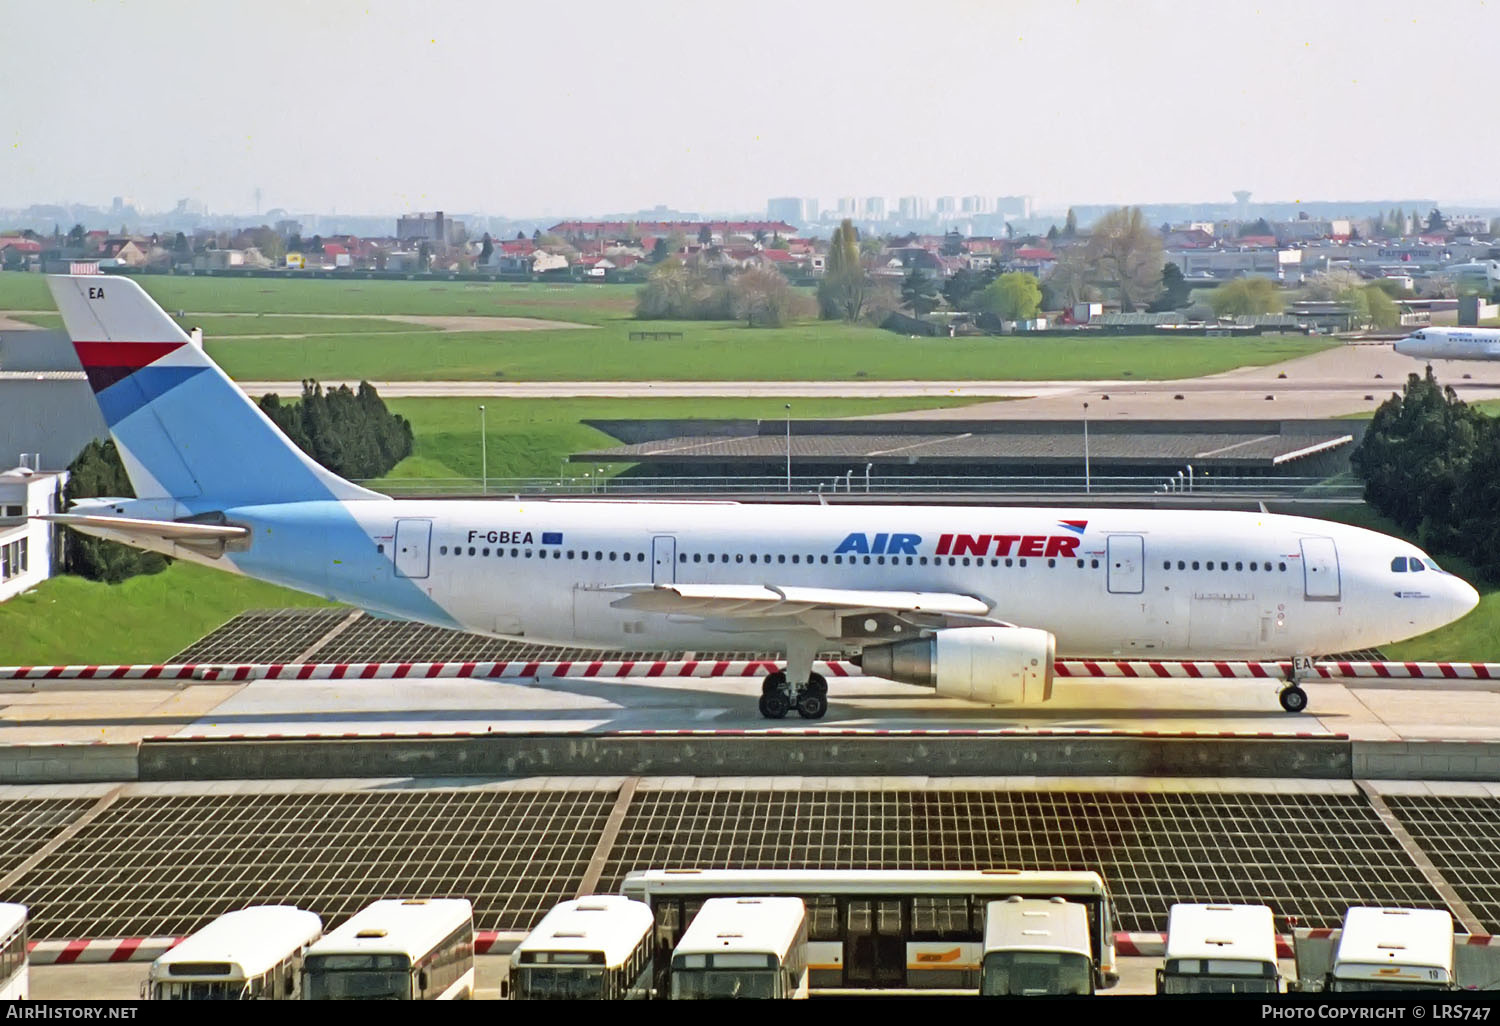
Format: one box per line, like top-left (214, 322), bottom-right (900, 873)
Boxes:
top-left (1, 790), bottom-right (614, 940)
top-left (1386, 796), bottom-right (1500, 933)
top-left (598, 790), bottom-right (1449, 932)
top-left (170, 609), bottom-right (350, 663)
top-left (0, 799), bottom-right (93, 879)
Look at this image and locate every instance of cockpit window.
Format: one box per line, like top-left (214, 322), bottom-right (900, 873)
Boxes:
top-left (1409, 558), bottom-right (1425, 572)
top-left (1391, 557), bottom-right (1408, 573)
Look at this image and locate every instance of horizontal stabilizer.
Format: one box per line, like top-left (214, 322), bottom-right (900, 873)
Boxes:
top-left (36, 513), bottom-right (250, 544)
top-left (608, 582), bottom-right (991, 618)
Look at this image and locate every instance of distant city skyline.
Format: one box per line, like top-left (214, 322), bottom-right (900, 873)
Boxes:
top-left (4, 0), bottom-right (1499, 217)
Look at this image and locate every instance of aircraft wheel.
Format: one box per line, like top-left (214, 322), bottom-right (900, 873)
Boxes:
top-left (796, 693), bottom-right (829, 720)
top-left (762, 671), bottom-right (787, 697)
top-left (1279, 685), bottom-right (1308, 714)
top-left (758, 691), bottom-right (790, 719)
top-left (804, 672), bottom-right (828, 697)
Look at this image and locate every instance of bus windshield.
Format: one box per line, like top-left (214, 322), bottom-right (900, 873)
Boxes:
top-left (671, 969), bottom-right (778, 999)
top-left (514, 967), bottom-right (606, 1000)
top-left (152, 981), bottom-right (240, 1000)
top-left (981, 951), bottom-right (1093, 996)
top-left (303, 954), bottom-right (410, 1000)
top-left (1330, 979), bottom-right (1448, 993)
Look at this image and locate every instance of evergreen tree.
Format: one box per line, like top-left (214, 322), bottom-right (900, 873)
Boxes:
top-left (257, 381), bottom-right (413, 481)
top-left (62, 440), bottom-right (171, 583)
top-left (479, 233), bottom-right (493, 264)
top-left (1063, 208), bottom-right (1077, 237)
top-left (899, 267), bottom-right (940, 319)
top-left (1427, 208), bottom-right (1448, 232)
top-left (1147, 262), bottom-right (1193, 312)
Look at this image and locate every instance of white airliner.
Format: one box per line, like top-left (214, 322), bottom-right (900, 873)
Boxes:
top-left (1394, 327), bottom-right (1500, 361)
top-left (38, 275), bottom-right (1479, 719)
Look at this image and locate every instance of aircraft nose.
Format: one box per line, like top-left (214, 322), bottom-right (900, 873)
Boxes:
top-left (1393, 337), bottom-right (1416, 356)
top-left (1454, 577), bottom-right (1481, 621)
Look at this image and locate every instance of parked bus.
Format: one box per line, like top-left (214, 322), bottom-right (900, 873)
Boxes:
top-left (621, 868), bottom-right (1117, 991)
top-left (1328, 907), bottom-right (1456, 992)
top-left (980, 896), bottom-right (1093, 996)
top-left (1156, 904), bottom-right (1282, 994)
top-left (509, 896), bottom-right (654, 1000)
top-left (0, 904), bottom-right (26, 1001)
top-left (144, 906), bottom-right (322, 1000)
top-left (669, 897), bottom-right (809, 1000)
top-left (302, 899), bottom-right (474, 1000)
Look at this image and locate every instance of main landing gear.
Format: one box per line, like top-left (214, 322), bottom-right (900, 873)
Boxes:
top-left (758, 670), bottom-right (829, 720)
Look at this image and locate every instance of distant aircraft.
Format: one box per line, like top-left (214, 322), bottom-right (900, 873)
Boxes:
top-left (1394, 326), bottom-right (1500, 361)
top-left (39, 275), bottom-right (1478, 718)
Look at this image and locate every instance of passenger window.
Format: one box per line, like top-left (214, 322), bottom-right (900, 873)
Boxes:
top-left (1235, 561), bottom-right (1243, 571)
top-left (735, 554), bottom-right (743, 563)
top-left (594, 551), bottom-right (603, 560)
top-left (1018, 558), bottom-right (1027, 567)
top-left (1191, 561), bottom-right (1200, 570)
top-left (962, 557), bottom-right (970, 566)
top-left (512, 547), bottom-right (520, 557)
top-left (482, 547), bottom-right (490, 557)
top-left (919, 557), bottom-right (928, 565)
top-left (1005, 558), bottom-right (1013, 567)
top-left (863, 555), bottom-right (871, 565)
top-left (693, 553), bottom-right (701, 563)
top-left (1091, 559), bottom-right (1099, 569)
top-left (1079, 559), bottom-right (1086, 568)
top-left (1279, 562), bottom-right (1287, 571)
top-left (878, 556), bottom-right (886, 565)
top-left (778, 555), bottom-right (786, 564)
top-left (1163, 561), bottom-right (1171, 570)
top-left (834, 555), bottom-right (842, 564)
top-left (1047, 558), bottom-right (1055, 568)
top-left (1250, 561), bottom-right (1258, 571)
top-left (792, 555), bottom-right (800, 564)
top-left (707, 554), bottom-right (715, 563)
top-left (567, 550), bottom-right (575, 559)
top-left (749, 554), bottom-right (757, 563)
top-left (678, 553), bottom-right (685, 562)
top-left (1177, 560), bottom-right (1185, 570)
top-left (821, 555), bottom-right (829, 564)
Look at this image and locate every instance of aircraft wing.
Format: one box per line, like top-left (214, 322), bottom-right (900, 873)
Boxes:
top-left (607, 582), bottom-right (991, 618)
top-left (36, 513), bottom-right (250, 544)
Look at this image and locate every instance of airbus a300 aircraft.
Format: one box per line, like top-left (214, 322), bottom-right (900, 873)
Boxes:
top-left (41, 275), bottom-right (1479, 719)
top-left (1394, 326), bottom-right (1500, 361)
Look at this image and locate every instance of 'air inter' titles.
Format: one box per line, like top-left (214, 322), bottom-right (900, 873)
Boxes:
top-left (833, 532), bottom-right (1082, 558)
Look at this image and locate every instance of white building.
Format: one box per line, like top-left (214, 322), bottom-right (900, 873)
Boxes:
top-left (862, 197), bottom-right (887, 220)
top-left (0, 465), bottom-right (67, 604)
top-left (961, 195), bottom-right (990, 214)
top-left (897, 196), bottom-right (929, 221)
top-left (935, 196), bottom-right (957, 214)
top-left (1169, 247), bottom-right (1302, 281)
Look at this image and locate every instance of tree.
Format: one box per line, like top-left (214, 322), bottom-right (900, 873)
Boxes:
top-left (1147, 261), bottom-right (1193, 312)
top-left (417, 241), bottom-right (431, 271)
top-left (62, 440), bottom-right (171, 583)
top-left (1237, 218), bottom-right (1273, 238)
top-left (1046, 225), bottom-right (1060, 243)
top-left (1085, 207), bottom-right (1164, 312)
top-left (940, 230), bottom-right (963, 257)
top-left (516, 231), bottom-right (526, 241)
top-left (1042, 249), bottom-right (1096, 309)
top-left (67, 224), bottom-right (85, 246)
top-left (1208, 276), bottom-right (1284, 318)
top-left (1427, 208), bottom-right (1448, 232)
top-left (479, 232), bottom-right (494, 264)
top-left (728, 266), bottom-right (798, 327)
top-left (1063, 208), bottom-right (1077, 237)
top-left (941, 268), bottom-right (984, 311)
top-left (899, 268), bottom-right (940, 319)
top-left (1362, 284), bottom-right (1400, 329)
top-left (697, 224), bottom-right (713, 246)
top-left (649, 237), bottom-right (670, 263)
top-left (817, 219), bottom-right (870, 321)
top-left (975, 272), bottom-right (1042, 322)
top-left (258, 381), bottom-right (412, 481)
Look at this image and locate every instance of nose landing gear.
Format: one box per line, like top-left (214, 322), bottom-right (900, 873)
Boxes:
top-left (1278, 655), bottom-right (1314, 714)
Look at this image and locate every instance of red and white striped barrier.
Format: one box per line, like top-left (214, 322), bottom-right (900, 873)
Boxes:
top-left (6, 659), bottom-right (1500, 684)
top-left (0, 659), bottom-right (857, 682)
top-left (155, 728), bottom-right (1347, 742)
top-left (1055, 660), bottom-right (1500, 681)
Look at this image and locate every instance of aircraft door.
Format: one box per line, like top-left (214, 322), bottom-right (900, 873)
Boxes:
top-left (1107, 534), bottom-right (1145, 594)
top-left (393, 519), bottom-right (432, 579)
top-left (1300, 537), bottom-right (1341, 600)
top-left (651, 535), bottom-right (676, 586)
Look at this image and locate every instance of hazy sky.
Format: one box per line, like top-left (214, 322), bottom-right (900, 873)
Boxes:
top-left (4, 0), bottom-right (1498, 216)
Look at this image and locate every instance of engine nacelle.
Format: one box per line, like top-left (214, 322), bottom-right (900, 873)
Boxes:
top-left (858, 626), bottom-right (1055, 705)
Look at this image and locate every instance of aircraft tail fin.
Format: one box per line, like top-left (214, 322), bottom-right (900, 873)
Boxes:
top-left (47, 274), bottom-right (384, 505)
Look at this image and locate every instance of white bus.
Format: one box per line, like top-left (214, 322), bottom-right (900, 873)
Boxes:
top-left (509, 896), bottom-right (654, 1000)
top-left (302, 899), bottom-right (474, 1000)
top-left (980, 896), bottom-right (1093, 996)
top-left (1328, 907), bottom-right (1456, 992)
top-left (145, 906), bottom-right (323, 1000)
top-left (0, 904), bottom-right (26, 1001)
top-left (1156, 904), bottom-right (1282, 995)
top-left (669, 897), bottom-right (809, 1000)
top-left (621, 868), bottom-right (1117, 991)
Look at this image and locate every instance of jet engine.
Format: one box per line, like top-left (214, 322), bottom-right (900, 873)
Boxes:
top-left (857, 626), bottom-right (1055, 705)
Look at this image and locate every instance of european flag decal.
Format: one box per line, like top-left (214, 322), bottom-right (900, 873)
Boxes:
top-left (542, 532), bottom-right (563, 545)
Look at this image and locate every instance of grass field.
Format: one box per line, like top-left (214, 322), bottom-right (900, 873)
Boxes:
top-left (0, 272), bottom-right (636, 324)
top-left (207, 323), bottom-right (1333, 383)
top-left (0, 561), bottom-right (337, 665)
top-left (375, 396), bottom-right (990, 482)
top-left (14, 312), bottom-right (437, 337)
top-left (1299, 503), bottom-right (1500, 661)
top-left (3, 271), bottom-right (1334, 382)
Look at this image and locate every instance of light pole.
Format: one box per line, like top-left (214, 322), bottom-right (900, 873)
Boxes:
top-left (1082, 402), bottom-right (1091, 495)
top-left (478, 404), bottom-right (487, 496)
top-left (1186, 463), bottom-right (1193, 493)
top-left (784, 403), bottom-right (792, 492)
top-left (865, 462), bottom-right (873, 494)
